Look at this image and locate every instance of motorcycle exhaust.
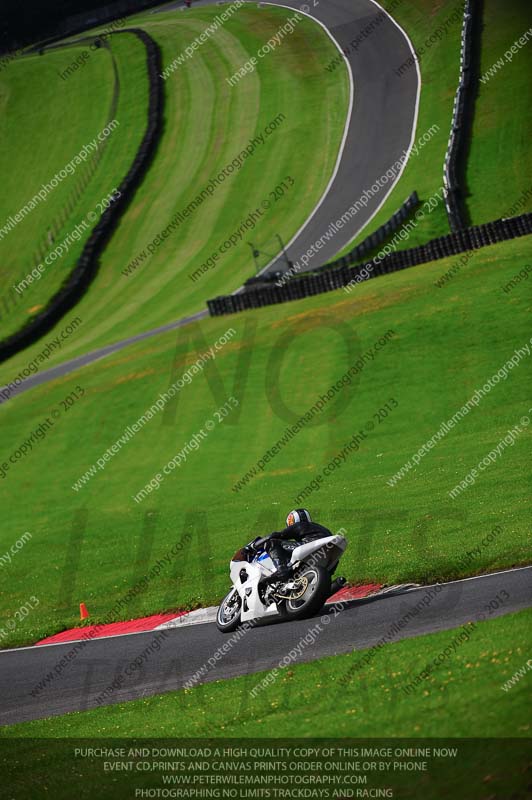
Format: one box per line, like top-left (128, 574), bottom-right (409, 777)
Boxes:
top-left (330, 576), bottom-right (347, 596)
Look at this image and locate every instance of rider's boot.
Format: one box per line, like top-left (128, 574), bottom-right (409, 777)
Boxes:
top-left (261, 563), bottom-right (292, 585)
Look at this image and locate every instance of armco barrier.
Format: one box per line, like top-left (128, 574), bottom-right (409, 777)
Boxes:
top-left (207, 212), bottom-right (532, 316)
top-left (314, 192), bottom-right (419, 272)
top-left (0, 29), bottom-right (163, 363)
top-left (443, 0), bottom-right (476, 230)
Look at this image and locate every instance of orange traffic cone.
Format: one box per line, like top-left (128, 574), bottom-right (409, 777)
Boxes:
top-left (80, 602), bottom-right (89, 620)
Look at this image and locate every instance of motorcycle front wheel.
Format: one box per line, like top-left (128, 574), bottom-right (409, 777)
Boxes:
top-left (282, 565), bottom-right (331, 620)
top-left (216, 588), bottom-right (242, 633)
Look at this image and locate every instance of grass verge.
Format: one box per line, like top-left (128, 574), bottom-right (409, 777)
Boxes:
top-left (465, 0), bottom-right (532, 224)
top-left (0, 34), bottom-right (149, 340)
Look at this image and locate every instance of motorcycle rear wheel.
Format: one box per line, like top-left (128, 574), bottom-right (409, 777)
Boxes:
top-left (216, 588), bottom-right (242, 633)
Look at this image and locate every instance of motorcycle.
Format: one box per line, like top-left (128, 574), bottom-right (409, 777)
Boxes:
top-left (216, 531), bottom-right (348, 632)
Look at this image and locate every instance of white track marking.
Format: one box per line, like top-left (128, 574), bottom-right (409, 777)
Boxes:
top-left (156, 607), bottom-right (218, 629)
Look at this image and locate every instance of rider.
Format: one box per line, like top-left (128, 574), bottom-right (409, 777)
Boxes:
top-left (240, 509), bottom-right (333, 583)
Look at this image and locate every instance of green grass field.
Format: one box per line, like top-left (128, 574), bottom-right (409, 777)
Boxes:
top-left (465, 0), bottom-right (532, 224)
top-left (2, 609), bottom-right (530, 798)
top-left (0, 34), bottom-right (149, 339)
top-left (0, 4), bottom-right (349, 374)
top-left (0, 233), bottom-right (529, 647)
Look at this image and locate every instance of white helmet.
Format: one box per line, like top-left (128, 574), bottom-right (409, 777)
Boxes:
top-left (286, 509), bottom-right (312, 527)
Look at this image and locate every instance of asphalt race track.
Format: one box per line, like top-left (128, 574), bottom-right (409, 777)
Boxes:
top-left (1, 568), bottom-right (530, 725)
top-left (0, 0), bottom-right (419, 402)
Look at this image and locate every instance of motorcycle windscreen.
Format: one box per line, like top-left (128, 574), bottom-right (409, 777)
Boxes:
top-left (255, 551), bottom-right (276, 572)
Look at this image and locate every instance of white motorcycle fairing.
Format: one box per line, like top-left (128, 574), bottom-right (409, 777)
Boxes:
top-left (289, 535), bottom-right (347, 572)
